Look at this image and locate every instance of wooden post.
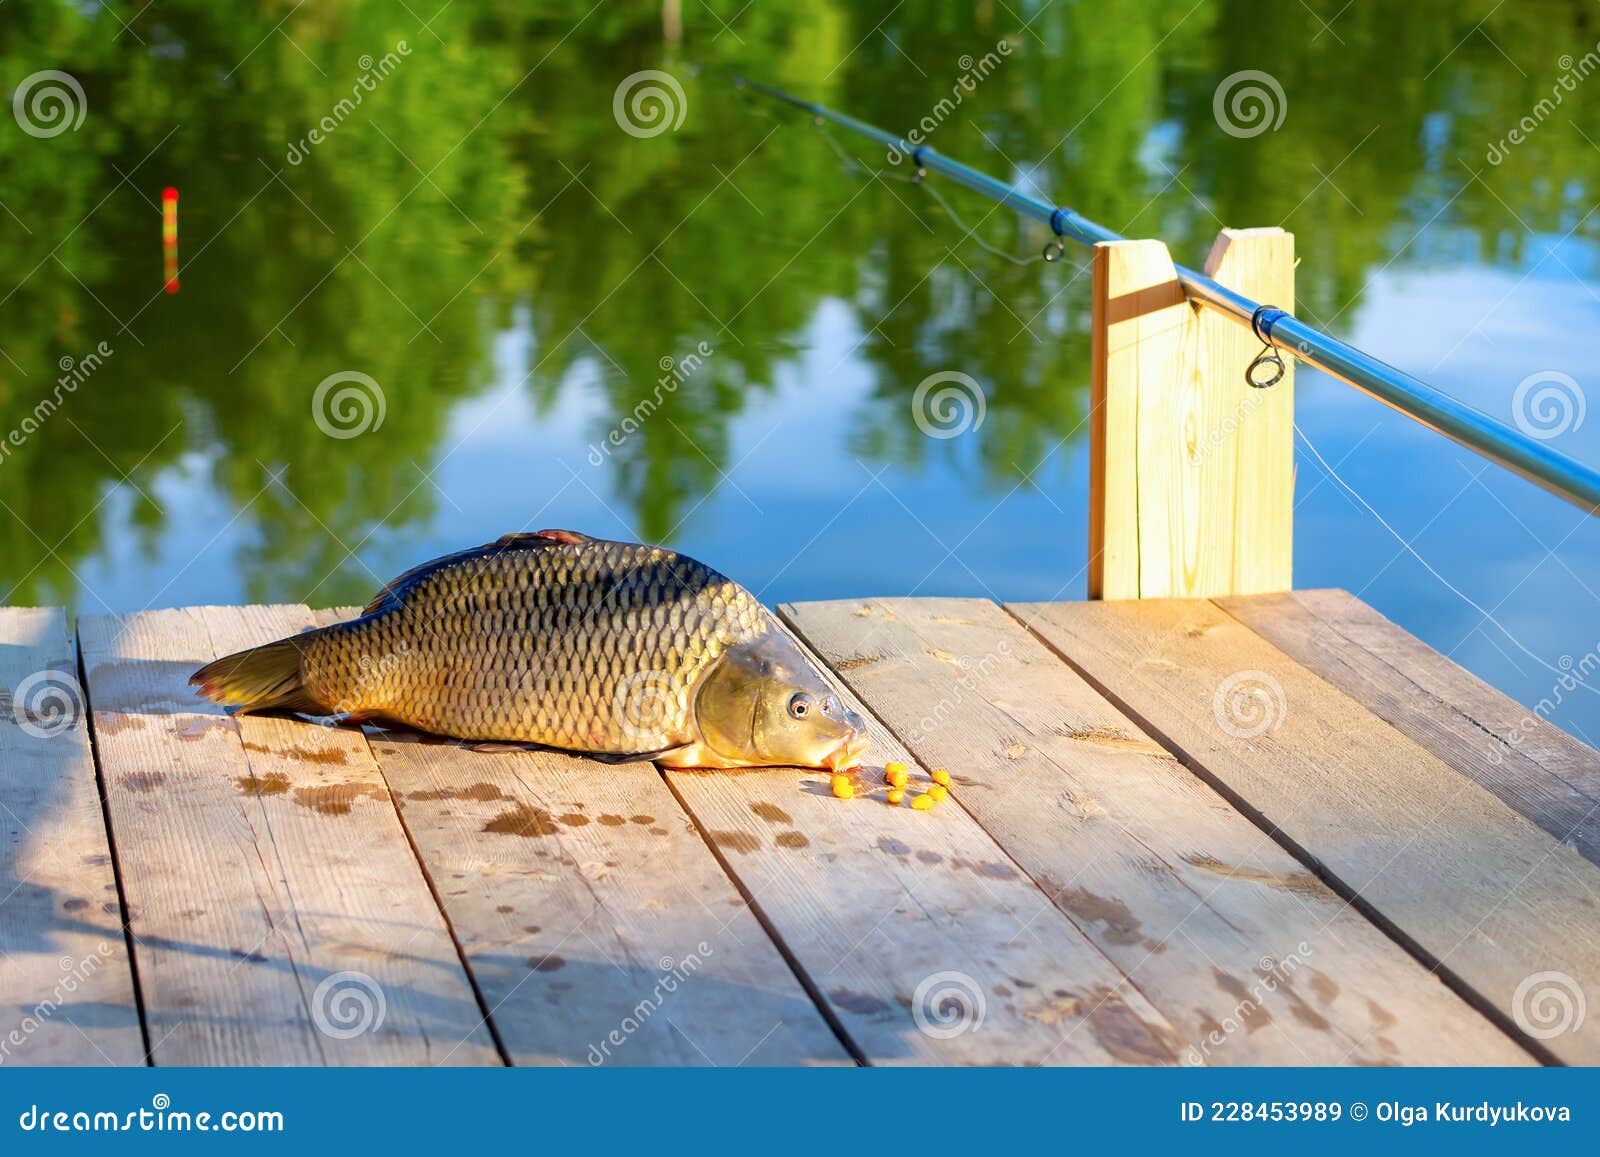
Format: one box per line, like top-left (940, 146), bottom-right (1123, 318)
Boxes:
top-left (1088, 227), bottom-right (1294, 600)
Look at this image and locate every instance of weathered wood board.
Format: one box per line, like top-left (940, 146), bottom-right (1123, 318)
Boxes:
top-left (1090, 238), bottom-right (1189, 599)
top-left (1199, 227), bottom-right (1295, 595)
top-left (1011, 597), bottom-right (1600, 1064)
top-left (782, 597), bottom-right (1530, 1066)
top-left (79, 606), bottom-right (498, 1066)
top-left (0, 607), bottom-right (143, 1066)
top-left (1221, 589), bottom-right (1600, 866)
top-left (1089, 229), bottom-right (1293, 599)
top-left (315, 606), bottom-right (844, 1067)
top-left (365, 735), bottom-right (848, 1066)
top-left (663, 623), bottom-right (1188, 1066)
top-left (14, 591), bottom-right (1594, 1068)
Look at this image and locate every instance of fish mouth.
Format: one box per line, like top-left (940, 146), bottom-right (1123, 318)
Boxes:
top-left (822, 714), bottom-right (869, 771)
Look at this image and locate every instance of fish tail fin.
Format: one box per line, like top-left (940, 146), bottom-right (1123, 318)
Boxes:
top-left (189, 636), bottom-right (326, 714)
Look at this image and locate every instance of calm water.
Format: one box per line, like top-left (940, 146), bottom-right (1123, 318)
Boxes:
top-left (5, 0), bottom-right (1600, 743)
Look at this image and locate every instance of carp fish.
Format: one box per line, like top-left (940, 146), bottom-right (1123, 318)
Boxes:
top-left (190, 529), bottom-right (869, 771)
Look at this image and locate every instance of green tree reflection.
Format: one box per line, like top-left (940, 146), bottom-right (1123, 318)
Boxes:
top-left (0, 0), bottom-right (1596, 604)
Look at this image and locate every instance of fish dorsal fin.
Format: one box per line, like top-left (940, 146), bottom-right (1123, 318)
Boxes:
top-left (360, 552), bottom-right (472, 616)
top-left (361, 530), bottom-right (595, 616)
top-left (495, 529), bottom-right (591, 547)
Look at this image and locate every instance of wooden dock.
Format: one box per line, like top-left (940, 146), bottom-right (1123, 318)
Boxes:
top-left (3, 592), bottom-right (1599, 1067)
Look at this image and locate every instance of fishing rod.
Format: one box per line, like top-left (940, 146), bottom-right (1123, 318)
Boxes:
top-left (736, 77), bottom-right (1600, 515)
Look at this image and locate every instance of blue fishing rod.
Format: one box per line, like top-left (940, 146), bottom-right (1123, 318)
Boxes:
top-left (736, 76), bottom-right (1600, 515)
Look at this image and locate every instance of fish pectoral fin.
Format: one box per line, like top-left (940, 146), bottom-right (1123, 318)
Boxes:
top-left (584, 746), bottom-right (684, 765)
top-left (654, 743), bottom-right (755, 770)
top-left (462, 739), bottom-right (681, 764)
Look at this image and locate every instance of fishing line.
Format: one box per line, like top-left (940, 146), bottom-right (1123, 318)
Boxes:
top-left (736, 86), bottom-right (1051, 269)
top-left (813, 121), bottom-right (1050, 267)
top-left (1293, 419), bottom-right (1599, 698)
top-left (915, 173), bottom-right (1051, 268)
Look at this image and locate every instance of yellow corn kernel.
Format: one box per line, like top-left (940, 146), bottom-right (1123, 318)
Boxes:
top-left (885, 766), bottom-right (909, 788)
top-left (910, 794), bottom-right (934, 811)
top-left (886, 787), bottom-right (906, 805)
top-left (886, 760), bottom-right (907, 776)
top-left (927, 784), bottom-right (948, 802)
top-left (830, 773), bottom-right (855, 800)
top-left (930, 768), bottom-right (951, 787)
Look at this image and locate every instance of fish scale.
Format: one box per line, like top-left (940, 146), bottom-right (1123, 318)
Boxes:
top-left (298, 534), bottom-right (769, 751)
top-left (192, 529), bottom-right (866, 770)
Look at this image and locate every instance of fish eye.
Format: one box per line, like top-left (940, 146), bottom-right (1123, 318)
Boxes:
top-left (788, 692), bottom-right (814, 719)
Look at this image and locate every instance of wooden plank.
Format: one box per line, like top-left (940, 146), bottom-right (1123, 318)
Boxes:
top-left (1089, 238), bottom-right (1194, 599)
top-left (78, 606), bottom-right (499, 1066)
top-left (1201, 227), bottom-right (1294, 595)
top-left (1089, 229), bottom-right (1293, 600)
top-left (306, 610), bottom-right (849, 1069)
top-left (1010, 597), bottom-right (1600, 1064)
top-left (1221, 589), bottom-right (1600, 867)
top-left (783, 597), bottom-right (1530, 1066)
top-left (363, 732), bottom-right (848, 1066)
top-left (313, 610), bottom-right (1180, 1066)
top-left (663, 624), bottom-right (1187, 1066)
top-left (0, 607), bottom-right (143, 1066)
